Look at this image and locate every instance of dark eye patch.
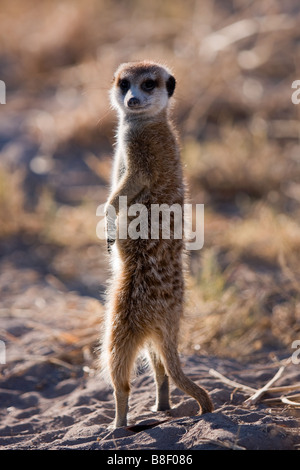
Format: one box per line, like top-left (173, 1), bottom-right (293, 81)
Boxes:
top-left (119, 78), bottom-right (130, 93)
top-left (141, 79), bottom-right (158, 92)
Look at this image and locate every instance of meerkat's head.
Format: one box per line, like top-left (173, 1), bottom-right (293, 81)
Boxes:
top-left (110, 61), bottom-right (176, 118)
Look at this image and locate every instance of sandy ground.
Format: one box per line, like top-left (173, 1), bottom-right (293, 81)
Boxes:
top-left (0, 261), bottom-right (300, 451)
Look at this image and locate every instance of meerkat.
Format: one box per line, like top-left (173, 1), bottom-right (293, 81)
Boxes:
top-left (101, 60), bottom-right (213, 428)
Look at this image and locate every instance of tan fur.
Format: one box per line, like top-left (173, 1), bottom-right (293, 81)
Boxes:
top-left (100, 61), bottom-right (213, 428)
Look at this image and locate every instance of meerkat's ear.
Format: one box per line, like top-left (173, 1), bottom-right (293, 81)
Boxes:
top-left (166, 75), bottom-right (176, 97)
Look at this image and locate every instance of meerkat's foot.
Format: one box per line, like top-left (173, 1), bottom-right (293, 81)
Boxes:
top-left (113, 420), bottom-right (127, 429)
top-left (107, 423), bottom-right (118, 431)
top-left (155, 402), bottom-right (171, 411)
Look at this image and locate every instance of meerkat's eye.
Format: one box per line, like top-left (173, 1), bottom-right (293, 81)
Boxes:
top-left (141, 79), bottom-right (157, 92)
top-left (119, 79), bottom-right (130, 93)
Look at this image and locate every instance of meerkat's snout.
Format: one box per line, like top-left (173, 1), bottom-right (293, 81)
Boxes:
top-left (127, 96), bottom-right (140, 108)
top-left (110, 61), bottom-right (176, 117)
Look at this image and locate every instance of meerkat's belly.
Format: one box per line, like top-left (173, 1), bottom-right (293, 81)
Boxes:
top-left (111, 236), bottom-right (184, 307)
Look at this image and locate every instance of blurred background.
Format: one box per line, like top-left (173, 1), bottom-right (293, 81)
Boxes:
top-left (0, 0), bottom-right (299, 365)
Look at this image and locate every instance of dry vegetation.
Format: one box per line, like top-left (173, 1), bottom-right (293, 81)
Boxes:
top-left (0, 0), bottom-right (299, 364)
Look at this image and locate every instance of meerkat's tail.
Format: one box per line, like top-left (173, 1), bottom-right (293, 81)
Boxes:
top-left (159, 339), bottom-right (214, 414)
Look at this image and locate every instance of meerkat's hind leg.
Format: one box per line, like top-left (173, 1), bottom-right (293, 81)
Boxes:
top-left (114, 388), bottom-right (129, 428)
top-left (147, 346), bottom-right (170, 411)
top-left (155, 334), bottom-right (214, 415)
top-left (108, 329), bottom-right (142, 428)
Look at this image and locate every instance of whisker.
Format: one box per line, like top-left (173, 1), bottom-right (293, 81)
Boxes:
top-left (95, 107), bottom-right (114, 126)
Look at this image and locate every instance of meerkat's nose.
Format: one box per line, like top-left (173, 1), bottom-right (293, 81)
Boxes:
top-left (127, 97), bottom-right (140, 108)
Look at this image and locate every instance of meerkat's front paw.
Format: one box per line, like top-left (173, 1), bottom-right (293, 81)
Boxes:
top-left (104, 200), bottom-right (112, 215)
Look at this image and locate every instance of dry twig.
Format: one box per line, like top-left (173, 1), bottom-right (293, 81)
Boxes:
top-left (209, 368), bottom-right (256, 394)
top-left (262, 393), bottom-right (300, 406)
top-left (210, 361), bottom-right (300, 409)
top-left (281, 396), bottom-right (300, 407)
top-left (197, 437), bottom-right (246, 451)
top-left (244, 365), bottom-right (285, 406)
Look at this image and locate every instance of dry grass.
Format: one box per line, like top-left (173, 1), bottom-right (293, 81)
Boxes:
top-left (0, 0), bottom-right (299, 360)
